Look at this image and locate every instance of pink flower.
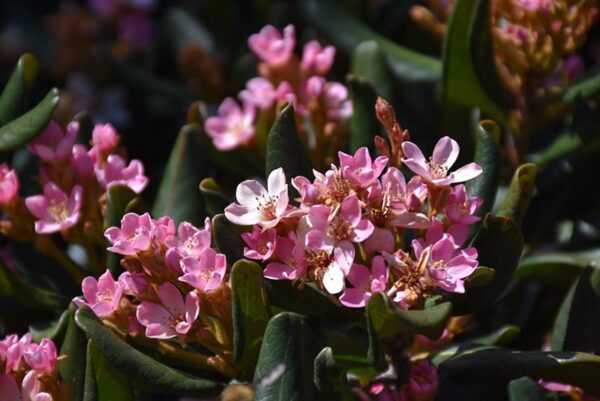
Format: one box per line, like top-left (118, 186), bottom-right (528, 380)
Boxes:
top-left (408, 360), bottom-right (438, 400)
top-left (0, 374), bottom-right (20, 401)
top-left (105, 212), bottom-right (154, 255)
top-left (323, 82), bottom-right (352, 120)
top-left (151, 216), bottom-right (176, 244)
top-left (239, 78), bottom-right (277, 110)
top-left (339, 256), bottom-right (388, 308)
top-left (1, 334), bottom-right (31, 373)
top-left (301, 40), bottom-right (336, 76)
top-left (73, 270), bottom-right (124, 317)
top-left (538, 380), bottom-right (574, 393)
top-left (164, 218), bottom-right (212, 258)
top-left (275, 81), bottom-right (298, 109)
top-left (444, 185), bottom-right (483, 225)
top-left (519, 0), bottom-right (552, 11)
top-left (21, 370), bottom-right (53, 401)
top-left (248, 24), bottom-right (295, 66)
top-left (242, 226), bottom-right (277, 261)
top-left (95, 154), bottom-right (148, 194)
top-left (25, 183), bottom-right (83, 234)
top-left (179, 248), bottom-right (227, 291)
top-left (339, 147), bottom-right (388, 187)
top-left (71, 145), bottom-right (94, 179)
top-left (91, 123), bottom-right (119, 153)
top-left (225, 167), bottom-right (289, 229)
top-left (118, 271), bottom-right (148, 296)
top-left (0, 163), bottom-right (19, 204)
top-left (412, 234), bottom-right (478, 294)
top-left (28, 121), bottom-right (78, 162)
top-left (205, 98), bottom-right (255, 151)
top-left (264, 234), bottom-right (306, 281)
top-left (402, 137), bottom-right (482, 186)
top-left (23, 339), bottom-right (57, 374)
top-left (136, 283), bottom-right (199, 339)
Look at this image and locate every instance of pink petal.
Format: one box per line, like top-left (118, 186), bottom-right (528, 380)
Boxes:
top-left (432, 136), bottom-right (459, 169)
top-left (451, 163), bottom-right (483, 183)
top-left (339, 288), bottom-right (366, 308)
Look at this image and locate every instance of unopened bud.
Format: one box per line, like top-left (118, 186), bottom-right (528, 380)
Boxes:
top-left (374, 135), bottom-right (390, 157)
top-left (375, 97), bottom-right (397, 133)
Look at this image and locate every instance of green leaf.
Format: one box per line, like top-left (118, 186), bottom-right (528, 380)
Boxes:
top-left (253, 312), bottom-right (322, 401)
top-left (466, 121), bottom-right (501, 222)
top-left (0, 258), bottom-right (65, 312)
top-left (0, 53), bottom-right (39, 125)
top-left (313, 347), bottom-right (354, 401)
top-left (367, 293), bottom-right (452, 342)
top-left (231, 259), bottom-right (272, 380)
top-left (465, 266), bottom-right (495, 288)
top-left (84, 340), bottom-right (97, 401)
top-left (264, 280), bottom-right (361, 320)
top-left (0, 88), bottom-right (59, 152)
top-left (105, 185), bottom-right (138, 274)
top-left (30, 308), bottom-right (70, 342)
top-left (74, 307), bottom-right (223, 395)
top-left (199, 178), bottom-right (229, 217)
top-left (153, 124), bottom-right (206, 226)
top-left (471, 325), bottom-right (521, 347)
top-left (497, 163), bottom-right (538, 225)
top-left (457, 214), bottom-right (523, 314)
top-left (298, 0), bottom-right (441, 83)
top-left (88, 340), bottom-right (135, 401)
top-left (59, 307), bottom-right (88, 401)
top-left (515, 250), bottom-right (600, 286)
top-left (508, 377), bottom-right (547, 401)
top-left (347, 75), bottom-right (379, 153)
top-left (438, 346), bottom-right (600, 397)
top-left (442, 0), bottom-right (507, 123)
top-left (551, 265), bottom-right (600, 354)
top-left (351, 41), bottom-right (392, 101)
top-left (265, 103), bottom-right (312, 184)
top-left (563, 69), bottom-right (600, 103)
top-left (212, 213), bottom-right (246, 264)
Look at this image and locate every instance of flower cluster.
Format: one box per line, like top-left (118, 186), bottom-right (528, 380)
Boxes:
top-left (0, 334), bottom-right (64, 401)
top-left (0, 121), bottom-right (147, 278)
top-left (73, 213), bottom-right (235, 375)
top-left (205, 24), bottom-right (352, 167)
top-left (226, 132), bottom-right (483, 310)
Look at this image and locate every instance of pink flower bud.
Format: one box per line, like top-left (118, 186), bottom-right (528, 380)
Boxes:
top-left (248, 24), bottom-right (295, 66)
top-left (0, 163), bottom-right (19, 205)
top-left (95, 154), bottom-right (148, 194)
top-left (301, 40), bottom-right (336, 76)
top-left (91, 123), bottom-right (119, 153)
top-left (23, 339), bottom-right (57, 374)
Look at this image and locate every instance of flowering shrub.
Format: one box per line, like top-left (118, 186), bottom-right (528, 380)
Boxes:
top-left (0, 1), bottom-right (599, 401)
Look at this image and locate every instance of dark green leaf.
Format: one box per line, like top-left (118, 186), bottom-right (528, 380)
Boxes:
top-left (438, 346), bottom-right (600, 397)
top-left (30, 308), bottom-right (70, 342)
top-left (0, 53), bottom-right (39, 125)
top-left (351, 41), bottom-right (392, 101)
top-left (457, 214), bottom-right (523, 314)
top-left (265, 103), bottom-right (312, 184)
top-left (471, 325), bottom-right (521, 347)
top-left (212, 213), bottom-right (246, 264)
top-left (515, 250), bottom-right (600, 286)
top-left (313, 347), bottom-right (354, 401)
top-left (298, 0), bottom-right (441, 83)
top-left (88, 340), bottom-right (135, 401)
top-left (74, 307), bottom-right (223, 395)
top-left (465, 266), bottom-right (495, 288)
top-left (497, 163), bottom-right (538, 225)
top-left (551, 266), bottom-right (600, 354)
top-left (153, 124), bottom-right (207, 226)
top-left (199, 178), bottom-right (229, 217)
top-left (253, 312), bottom-right (322, 401)
top-left (231, 259), bottom-right (272, 380)
top-left (59, 307), bottom-right (88, 401)
top-left (347, 75), bottom-right (379, 153)
top-left (84, 340), bottom-right (97, 401)
top-left (0, 258), bottom-right (65, 311)
top-left (508, 377), bottom-right (547, 401)
top-left (563, 69), bottom-right (600, 103)
top-left (0, 88), bottom-right (59, 152)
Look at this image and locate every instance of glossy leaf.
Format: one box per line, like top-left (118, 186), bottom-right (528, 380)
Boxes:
top-left (231, 259), bottom-right (272, 380)
top-left (253, 312), bottom-right (322, 401)
top-left (0, 258), bottom-right (65, 312)
top-left (551, 266), bottom-right (600, 354)
top-left (88, 340), bottom-right (135, 401)
top-left (0, 53), bottom-right (39, 125)
top-left (498, 163), bottom-right (538, 225)
top-left (74, 307), bottom-right (223, 395)
top-left (347, 75), bottom-right (379, 153)
top-left (515, 250), bottom-right (600, 286)
top-left (508, 377), bottom-right (547, 401)
top-left (351, 40), bottom-right (392, 101)
top-left (265, 103), bottom-right (312, 184)
top-left (299, 0), bottom-right (441, 83)
top-left (212, 213), bottom-right (247, 265)
top-left (153, 124), bottom-right (206, 226)
top-left (457, 214), bottom-right (523, 314)
top-left (199, 178), bottom-right (229, 217)
top-left (465, 266), bottom-right (495, 288)
top-left (0, 88), bottom-right (59, 152)
top-left (471, 325), bottom-right (521, 347)
top-left (59, 307), bottom-right (88, 401)
top-left (438, 346), bottom-right (600, 397)
top-left (84, 340), bottom-right (97, 401)
top-left (313, 347), bottom-right (354, 401)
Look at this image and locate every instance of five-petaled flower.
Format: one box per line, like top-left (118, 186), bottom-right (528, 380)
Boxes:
top-left (25, 183), bottom-right (83, 234)
top-left (73, 270), bottom-right (124, 317)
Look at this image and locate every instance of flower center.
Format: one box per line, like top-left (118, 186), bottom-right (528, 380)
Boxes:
top-left (255, 193), bottom-right (279, 220)
top-left (96, 290), bottom-right (113, 303)
top-left (47, 200), bottom-right (69, 223)
top-left (305, 250), bottom-right (332, 286)
top-left (167, 313), bottom-right (185, 328)
top-left (427, 159), bottom-right (449, 179)
top-left (327, 218), bottom-right (353, 241)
